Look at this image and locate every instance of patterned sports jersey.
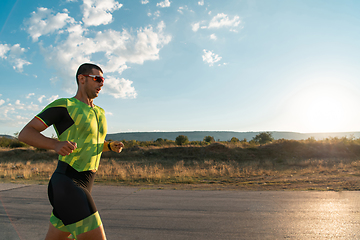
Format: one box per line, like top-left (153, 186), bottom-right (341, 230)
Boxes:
top-left (36, 97), bottom-right (107, 172)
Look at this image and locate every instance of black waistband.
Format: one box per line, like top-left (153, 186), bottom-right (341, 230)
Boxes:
top-left (54, 161), bottom-right (96, 189)
top-left (55, 160), bottom-right (71, 174)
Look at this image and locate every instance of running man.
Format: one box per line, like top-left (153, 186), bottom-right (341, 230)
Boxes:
top-left (19, 63), bottom-right (123, 240)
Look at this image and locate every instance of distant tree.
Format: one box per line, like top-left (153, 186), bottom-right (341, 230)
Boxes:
top-left (203, 136), bottom-right (215, 143)
top-left (155, 138), bottom-right (164, 143)
top-left (306, 137), bottom-right (316, 143)
top-left (230, 137), bottom-right (240, 143)
top-left (241, 138), bottom-right (247, 143)
top-left (252, 132), bottom-right (274, 145)
top-left (155, 138), bottom-right (165, 146)
top-left (175, 135), bottom-right (189, 146)
top-left (125, 140), bottom-right (138, 148)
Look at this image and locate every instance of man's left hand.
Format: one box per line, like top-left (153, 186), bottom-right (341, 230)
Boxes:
top-left (110, 141), bottom-right (124, 153)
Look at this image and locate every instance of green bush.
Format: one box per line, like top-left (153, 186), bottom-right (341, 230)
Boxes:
top-left (175, 135), bottom-right (189, 146)
top-left (252, 132), bottom-right (274, 145)
top-left (10, 141), bottom-right (27, 148)
top-left (122, 139), bottom-right (138, 148)
top-left (203, 136), bottom-right (215, 144)
top-left (0, 137), bottom-right (28, 148)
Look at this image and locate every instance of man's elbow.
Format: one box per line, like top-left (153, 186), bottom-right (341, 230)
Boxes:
top-left (18, 129), bottom-right (26, 142)
top-left (18, 127), bottom-right (31, 143)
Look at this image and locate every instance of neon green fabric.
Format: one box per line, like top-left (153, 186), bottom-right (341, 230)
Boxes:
top-left (50, 212), bottom-right (68, 232)
top-left (66, 211), bottom-right (102, 239)
top-left (36, 97), bottom-right (107, 171)
top-left (50, 211), bottom-right (102, 239)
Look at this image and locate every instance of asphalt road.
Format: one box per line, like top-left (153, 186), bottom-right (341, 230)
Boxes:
top-left (1, 183), bottom-right (360, 240)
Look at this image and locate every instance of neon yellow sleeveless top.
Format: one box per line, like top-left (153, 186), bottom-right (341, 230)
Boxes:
top-left (36, 98), bottom-right (107, 172)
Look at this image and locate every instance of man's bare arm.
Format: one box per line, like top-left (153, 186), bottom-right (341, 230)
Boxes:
top-left (18, 118), bottom-right (76, 156)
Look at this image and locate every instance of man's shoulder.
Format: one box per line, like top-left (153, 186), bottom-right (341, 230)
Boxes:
top-left (94, 105), bottom-right (105, 113)
top-left (43, 98), bottom-right (68, 108)
top-left (37, 98), bottom-right (69, 116)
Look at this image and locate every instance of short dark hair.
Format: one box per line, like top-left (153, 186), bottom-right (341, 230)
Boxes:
top-left (76, 63), bottom-right (103, 84)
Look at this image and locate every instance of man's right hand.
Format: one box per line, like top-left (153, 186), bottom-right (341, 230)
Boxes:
top-left (18, 117), bottom-right (77, 156)
top-left (55, 141), bottom-right (77, 156)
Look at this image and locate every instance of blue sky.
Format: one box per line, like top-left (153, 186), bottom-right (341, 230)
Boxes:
top-left (1, 0), bottom-right (360, 137)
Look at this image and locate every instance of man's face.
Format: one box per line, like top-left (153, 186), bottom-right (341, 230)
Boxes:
top-left (84, 69), bottom-right (104, 99)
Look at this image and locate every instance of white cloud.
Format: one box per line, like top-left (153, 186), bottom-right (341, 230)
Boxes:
top-left (192, 13), bottom-right (241, 33)
top-left (16, 115), bottom-right (27, 120)
top-left (0, 44), bottom-right (10, 59)
top-left (47, 95), bottom-right (59, 103)
top-left (27, 102), bottom-right (40, 111)
top-left (33, 94), bottom-right (57, 105)
top-left (102, 76), bottom-right (137, 99)
top-left (26, 93), bottom-right (35, 98)
top-left (25, 7), bottom-right (75, 42)
top-left (198, 0), bottom-right (204, 6)
top-left (14, 100), bottom-right (26, 110)
top-left (0, 43), bottom-right (31, 72)
top-left (148, 10), bottom-right (160, 19)
top-left (191, 22), bottom-right (200, 32)
top-left (50, 77), bottom-right (59, 84)
top-left (38, 95), bottom-right (46, 103)
top-left (2, 105), bottom-right (15, 118)
top-left (0, 98), bottom-right (41, 129)
top-left (178, 7), bottom-right (185, 14)
top-left (202, 49), bottom-right (222, 66)
top-left (24, 5), bottom-right (171, 99)
top-left (141, 0), bottom-right (149, 4)
top-left (157, 0), bottom-right (170, 8)
top-left (208, 13), bottom-right (241, 29)
top-left (81, 0), bottom-right (123, 27)
top-left (178, 6), bottom-right (193, 14)
top-left (210, 34), bottom-right (217, 40)
top-left (37, 18), bottom-right (170, 95)
top-left (12, 58), bottom-right (32, 72)
top-left (9, 44), bottom-right (28, 57)
top-left (89, 21), bottom-right (171, 73)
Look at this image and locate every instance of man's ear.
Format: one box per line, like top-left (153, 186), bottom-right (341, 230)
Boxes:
top-left (78, 74), bottom-right (86, 84)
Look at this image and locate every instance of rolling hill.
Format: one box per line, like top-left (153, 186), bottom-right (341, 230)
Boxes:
top-left (106, 131), bottom-right (360, 142)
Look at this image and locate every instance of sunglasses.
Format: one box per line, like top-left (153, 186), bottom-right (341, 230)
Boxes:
top-left (83, 74), bottom-right (105, 83)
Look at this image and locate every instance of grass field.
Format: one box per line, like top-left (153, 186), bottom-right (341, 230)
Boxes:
top-left (1, 137), bottom-right (360, 190)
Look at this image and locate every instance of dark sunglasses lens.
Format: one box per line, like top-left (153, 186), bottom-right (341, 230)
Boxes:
top-left (95, 77), bottom-right (104, 83)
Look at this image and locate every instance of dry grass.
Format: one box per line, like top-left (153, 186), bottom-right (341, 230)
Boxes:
top-left (0, 160), bottom-right (57, 183)
top-left (1, 156), bottom-right (360, 191)
top-left (1, 139), bottom-right (360, 190)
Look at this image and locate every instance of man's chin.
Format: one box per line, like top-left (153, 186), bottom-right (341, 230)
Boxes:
top-left (89, 93), bottom-right (98, 99)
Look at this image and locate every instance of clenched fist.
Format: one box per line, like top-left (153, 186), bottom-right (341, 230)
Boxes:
top-left (55, 141), bottom-right (77, 156)
top-left (109, 141), bottom-right (124, 153)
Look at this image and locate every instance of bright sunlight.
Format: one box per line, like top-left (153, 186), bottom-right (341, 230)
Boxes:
top-left (305, 93), bottom-right (345, 132)
top-left (285, 81), bottom-right (359, 133)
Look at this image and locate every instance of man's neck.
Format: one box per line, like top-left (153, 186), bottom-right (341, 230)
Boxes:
top-left (74, 92), bottom-right (94, 107)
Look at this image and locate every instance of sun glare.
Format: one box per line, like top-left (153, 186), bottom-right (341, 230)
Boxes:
top-left (285, 81), bottom-right (359, 133)
top-left (305, 94), bottom-right (345, 133)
